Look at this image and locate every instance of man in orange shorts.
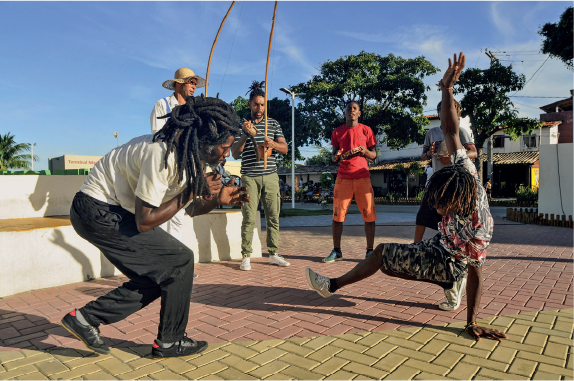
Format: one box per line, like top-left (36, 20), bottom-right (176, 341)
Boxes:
top-left (323, 101), bottom-right (378, 263)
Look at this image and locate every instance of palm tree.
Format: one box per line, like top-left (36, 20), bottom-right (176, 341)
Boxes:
top-left (0, 133), bottom-right (38, 171)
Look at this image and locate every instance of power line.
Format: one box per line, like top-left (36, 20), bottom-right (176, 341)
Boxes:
top-left (509, 96), bottom-right (566, 98)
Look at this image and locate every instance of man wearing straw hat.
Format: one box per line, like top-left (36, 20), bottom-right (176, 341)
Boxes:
top-left (150, 68), bottom-right (206, 133)
top-left (150, 68), bottom-right (206, 278)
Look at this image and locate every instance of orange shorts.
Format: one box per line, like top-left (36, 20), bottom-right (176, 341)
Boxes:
top-left (333, 177), bottom-right (377, 223)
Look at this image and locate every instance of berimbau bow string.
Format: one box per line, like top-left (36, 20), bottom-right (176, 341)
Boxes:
top-left (205, 1), bottom-right (236, 98)
top-left (263, 1), bottom-right (278, 169)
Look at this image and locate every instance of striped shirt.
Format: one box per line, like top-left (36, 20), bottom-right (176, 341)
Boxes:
top-left (237, 116), bottom-right (285, 177)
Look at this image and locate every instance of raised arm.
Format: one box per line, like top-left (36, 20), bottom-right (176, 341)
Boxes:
top-left (440, 53), bottom-right (466, 156)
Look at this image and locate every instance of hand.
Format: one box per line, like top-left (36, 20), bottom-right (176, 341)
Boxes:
top-left (204, 172), bottom-right (222, 196)
top-left (356, 146), bottom-right (368, 156)
top-left (217, 185), bottom-right (250, 206)
top-left (429, 142), bottom-right (436, 156)
top-left (263, 137), bottom-right (275, 149)
top-left (467, 325), bottom-right (507, 341)
top-left (437, 155), bottom-right (452, 165)
top-left (242, 120), bottom-right (257, 137)
top-left (332, 149), bottom-right (342, 162)
top-left (441, 52), bottom-right (465, 89)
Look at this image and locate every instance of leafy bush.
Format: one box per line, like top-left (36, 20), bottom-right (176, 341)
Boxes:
top-left (320, 172), bottom-right (335, 189)
top-left (416, 189), bottom-right (426, 201)
top-left (516, 186), bottom-right (538, 203)
top-left (385, 191), bottom-right (402, 202)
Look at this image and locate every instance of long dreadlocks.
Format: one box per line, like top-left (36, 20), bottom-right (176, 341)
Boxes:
top-left (425, 164), bottom-right (477, 219)
top-left (152, 95), bottom-right (245, 203)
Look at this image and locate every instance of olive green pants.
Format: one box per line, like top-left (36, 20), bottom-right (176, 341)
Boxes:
top-left (241, 173), bottom-right (280, 257)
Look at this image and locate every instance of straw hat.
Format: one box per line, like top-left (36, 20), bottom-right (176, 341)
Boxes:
top-left (162, 68), bottom-right (206, 90)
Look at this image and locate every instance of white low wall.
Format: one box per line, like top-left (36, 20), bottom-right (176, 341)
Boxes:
top-left (0, 223), bottom-right (118, 298)
top-left (539, 144), bottom-right (573, 217)
top-left (0, 175), bottom-right (262, 297)
top-left (0, 175), bottom-right (86, 219)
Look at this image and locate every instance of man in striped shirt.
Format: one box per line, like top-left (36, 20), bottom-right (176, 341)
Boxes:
top-left (231, 81), bottom-right (290, 271)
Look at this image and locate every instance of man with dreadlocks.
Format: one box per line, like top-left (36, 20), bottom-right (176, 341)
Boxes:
top-left (415, 99), bottom-right (477, 311)
top-left (150, 68), bottom-right (206, 279)
top-left (305, 53), bottom-right (507, 342)
top-left (61, 96), bottom-right (250, 358)
top-left (231, 81), bottom-right (290, 271)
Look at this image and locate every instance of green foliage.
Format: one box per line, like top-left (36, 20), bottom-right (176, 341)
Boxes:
top-left (385, 191), bottom-right (402, 202)
top-left (305, 146), bottom-right (332, 166)
top-left (0, 133), bottom-right (38, 171)
top-left (291, 51), bottom-right (439, 149)
top-left (454, 61), bottom-right (543, 178)
top-left (416, 188), bottom-right (426, 201)
top-left (538, 6), bottom-right (573, 70)
top-left (394, 161), bottom-right (424, 176)
top-left (320, 172), bottom-right (335, 189)
top-left (516, 186), bottom-right (538, 203)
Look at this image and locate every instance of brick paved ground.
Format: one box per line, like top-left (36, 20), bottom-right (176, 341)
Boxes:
top-left (0, 218), bottom-right (572, 379)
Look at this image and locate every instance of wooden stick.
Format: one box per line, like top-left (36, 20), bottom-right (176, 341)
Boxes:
top-left (205, 1), bottom-right (236, 98)
top-left (263, 1), bottom-right (278, 169)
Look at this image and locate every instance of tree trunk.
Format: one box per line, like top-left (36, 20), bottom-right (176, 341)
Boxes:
top-left (406, 176), bottom-right (409, 198)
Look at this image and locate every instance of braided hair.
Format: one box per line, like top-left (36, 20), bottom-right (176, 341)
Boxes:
top-left (246, 80), bottom-right (265, 101)
top-left (153, 95), bottom-right (243, 203)
top-left (425, 164), bottom-right (477, 219)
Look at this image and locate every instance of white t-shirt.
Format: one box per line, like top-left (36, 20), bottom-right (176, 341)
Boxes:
top-left (424, 166), bottom-right (434, 187)
top-left (81, 135), bottom-right (191, 214)
top-left (150, 93), bottom-right (181, 134)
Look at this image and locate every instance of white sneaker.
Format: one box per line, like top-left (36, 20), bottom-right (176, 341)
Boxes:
top-left (269, 254), bottom-right (290, 267)
top-left (305, 268), bottom-right (333, 298)
top-left (439, 276), bottom-right (467, 311)
top-left (240, 257), bottom-right (251, 271)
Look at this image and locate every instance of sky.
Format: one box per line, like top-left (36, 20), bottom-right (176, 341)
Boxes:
top-left (1, 1), bottom-right (572, 171)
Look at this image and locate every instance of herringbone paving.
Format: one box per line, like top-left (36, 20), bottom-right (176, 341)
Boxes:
top-left (0, 218), bottom-right (572, 379)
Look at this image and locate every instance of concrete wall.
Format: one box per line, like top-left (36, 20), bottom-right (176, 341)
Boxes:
top-left (48, 155), bottom-right (103, 171)
top-left (0, 224), bottom-right (119, 297)
top-left (0, 175), bottom-right (87, 219)
top-left (538, 143), bottom-right (573, 217)
top-left (0, 175), bottom-right (262, 297)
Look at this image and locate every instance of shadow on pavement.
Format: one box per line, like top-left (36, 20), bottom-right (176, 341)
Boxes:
top-left (0, 309), bottom-right (145, 357)
top-left (191, 284), bottom-right (462, 336)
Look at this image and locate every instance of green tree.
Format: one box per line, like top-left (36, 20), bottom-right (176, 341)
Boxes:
top-left (0, 133), bottom-right (38, 170)
top-left (304, 146), bottom-right (331, 165)
top-left (230, 95), bottom-right (308, 168)
top-left (454, 60), bottom-right (542, 180)
top-left (538, 6), bottom-right (573, 70)
top-left (393, 161), bottom-right (424, 199)
top-left (292, 51), bottom-right (439, 149)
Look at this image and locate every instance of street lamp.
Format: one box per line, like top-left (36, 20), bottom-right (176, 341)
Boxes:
top-left (113, 131), bottom-right (119, 147)
top-left (27, 143), bottom-right (36, 171)
top-left (279, 87), bottom-right (304, 209)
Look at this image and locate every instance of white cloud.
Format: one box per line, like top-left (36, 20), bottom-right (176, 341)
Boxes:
top-left (490, 2), bottom-right (516, 39)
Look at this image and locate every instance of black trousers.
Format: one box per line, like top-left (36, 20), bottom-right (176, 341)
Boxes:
top-left (70, 192), bottom-right (194, 342)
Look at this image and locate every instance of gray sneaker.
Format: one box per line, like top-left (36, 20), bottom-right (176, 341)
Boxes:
top-left (305, 268), bottom-right (333, 298)
top-left (439, 276), bottom-right (467, 311)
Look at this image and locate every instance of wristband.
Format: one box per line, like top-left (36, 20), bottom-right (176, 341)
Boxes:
top-left (437, 80), bottom-right (453, 90)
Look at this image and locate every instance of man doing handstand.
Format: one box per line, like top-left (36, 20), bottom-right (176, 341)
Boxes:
top-left (305, 53), bottom-right (507, 341)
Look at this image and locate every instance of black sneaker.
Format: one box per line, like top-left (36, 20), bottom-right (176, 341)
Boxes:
top-left (152, 335), bottom-right (208, 358)
top-left (365, 249), bottom-right (374, 258)
top-left (61, 311), bottom-right (110, 355)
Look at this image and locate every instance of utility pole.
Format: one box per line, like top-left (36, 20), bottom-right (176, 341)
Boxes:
top-left (485, 50), bottom-right (499, 63)
top-left (484, 49), bottom-right (497, 185)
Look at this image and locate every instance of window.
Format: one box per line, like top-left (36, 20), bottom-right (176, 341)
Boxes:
top-left (493, 135), bottom-right (505, 148)
top-left (523, 135), bottom-right (537, 148)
